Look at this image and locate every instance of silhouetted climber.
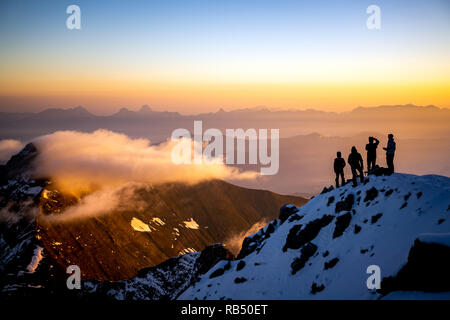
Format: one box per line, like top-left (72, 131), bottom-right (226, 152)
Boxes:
top-left (365, 136), bottom-right (379, 173)
top-left (348, 146), bottom-right (364, 186)
top-left (383, 133), bottom-right (396, 174)
top-left (333, 151), bottom-right (346, 188)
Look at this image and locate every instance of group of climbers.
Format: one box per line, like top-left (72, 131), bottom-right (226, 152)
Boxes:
top-left (333, 134), bottom-right (396, 187)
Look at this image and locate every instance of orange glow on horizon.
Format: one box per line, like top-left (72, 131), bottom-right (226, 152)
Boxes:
top-left (1, 78), bottom-right (449, 114)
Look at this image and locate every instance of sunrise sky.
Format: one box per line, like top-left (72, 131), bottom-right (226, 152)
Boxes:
top-left (0, 0), bottom-right (449, 114)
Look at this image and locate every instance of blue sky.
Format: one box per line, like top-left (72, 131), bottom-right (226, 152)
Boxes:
top-left (0, 0), bottom-right (449, 113)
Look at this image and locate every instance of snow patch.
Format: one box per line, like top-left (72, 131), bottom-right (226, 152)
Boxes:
top-left (182, 218), bottom-right (199, 230)
top-left (178, 248), bottom-right (196, 256)
top-left (151, 217), bottom-right (165, 226)
top-left (25, 186), bottom-right (42, 196)
top-left (130, 217), bottom-right (151, 232)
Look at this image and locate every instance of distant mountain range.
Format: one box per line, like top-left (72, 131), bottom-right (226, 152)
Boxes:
top-left (1, 104), bottom-right (449, 142)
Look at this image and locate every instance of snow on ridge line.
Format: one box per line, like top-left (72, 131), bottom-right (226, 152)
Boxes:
top-left (417, 233), bottom-right (450, 247)
top-left (178, 173), bottom-right (450, 300)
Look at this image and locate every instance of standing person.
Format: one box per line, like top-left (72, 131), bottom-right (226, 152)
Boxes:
top-left (365, 136), bottom-right (379, 173)
top-left (348, 146), bottom-right (364, 186)
top-left (383, 133), bottom-right (396, 174)
top-left (334, 151), bottom-right (346, 188)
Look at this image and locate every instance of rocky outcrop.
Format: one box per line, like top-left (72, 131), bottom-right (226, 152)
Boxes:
top-left (279, 204), bottom-right (299, 223)
top-left (380, 238), bottom-right (450, 294)
top-left (335, 194), bottom-right (354, 213)
top-left (0, 143), bottom-right (39, 185)
top-left (364, 187), bottom-right (378, 202)
top-left (237, 219), bottom-right (280, 259)
top-left (283, 215), bottom-right (334, 252)
top-left (332, 212), bottom-right (352, 238)
top-left (291, 242), bottom-right (317, 275)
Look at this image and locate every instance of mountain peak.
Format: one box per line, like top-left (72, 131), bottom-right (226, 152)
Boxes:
top-left (113, 107), bottom-right (133, 116)
top-left (352, 104), bottom-right (441, 113)
top-left (72, 105), bottom-right (89, 113)
top-left (37, 106), bottom-right (92, 117)
top-left (139, 105), bottom-right (153, 113)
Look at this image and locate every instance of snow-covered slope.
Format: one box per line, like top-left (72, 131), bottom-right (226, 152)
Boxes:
top-left (179, 173), bottom-right (450, 300)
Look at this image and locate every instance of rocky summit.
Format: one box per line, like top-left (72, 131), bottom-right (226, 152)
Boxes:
top-left (179, 173), bottom-right (450, 300)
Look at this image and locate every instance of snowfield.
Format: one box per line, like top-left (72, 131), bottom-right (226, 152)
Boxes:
top-left (179, 173), bottom-right (450, 300)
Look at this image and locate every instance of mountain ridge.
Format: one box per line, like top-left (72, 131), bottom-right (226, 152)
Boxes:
top-left (1, 103), bottom-right (448, 118)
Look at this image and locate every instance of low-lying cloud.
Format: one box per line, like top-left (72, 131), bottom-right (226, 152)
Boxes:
top-left (32, 130), bottom-right (257, 221)
top-left (33, 129), bottom-right (257, 196)
top-left (0, 139), bottom-right (24, 164)
top-left (39, 182), bottom-right (151, 223)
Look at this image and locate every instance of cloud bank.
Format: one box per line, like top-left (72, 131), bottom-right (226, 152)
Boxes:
top-left (0, 139), bottom-right (24, 164)
top-left (32, 129), bottom-right (257, 196)
top-left (32, 130), bottom-right (257, 221)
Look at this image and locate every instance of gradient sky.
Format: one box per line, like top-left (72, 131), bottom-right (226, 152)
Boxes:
top-left (0, 0), bottom-right (449, 114)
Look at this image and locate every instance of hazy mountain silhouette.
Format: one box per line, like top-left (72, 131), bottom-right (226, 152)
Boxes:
top-left (1, 104), bottom-right (449, 141)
